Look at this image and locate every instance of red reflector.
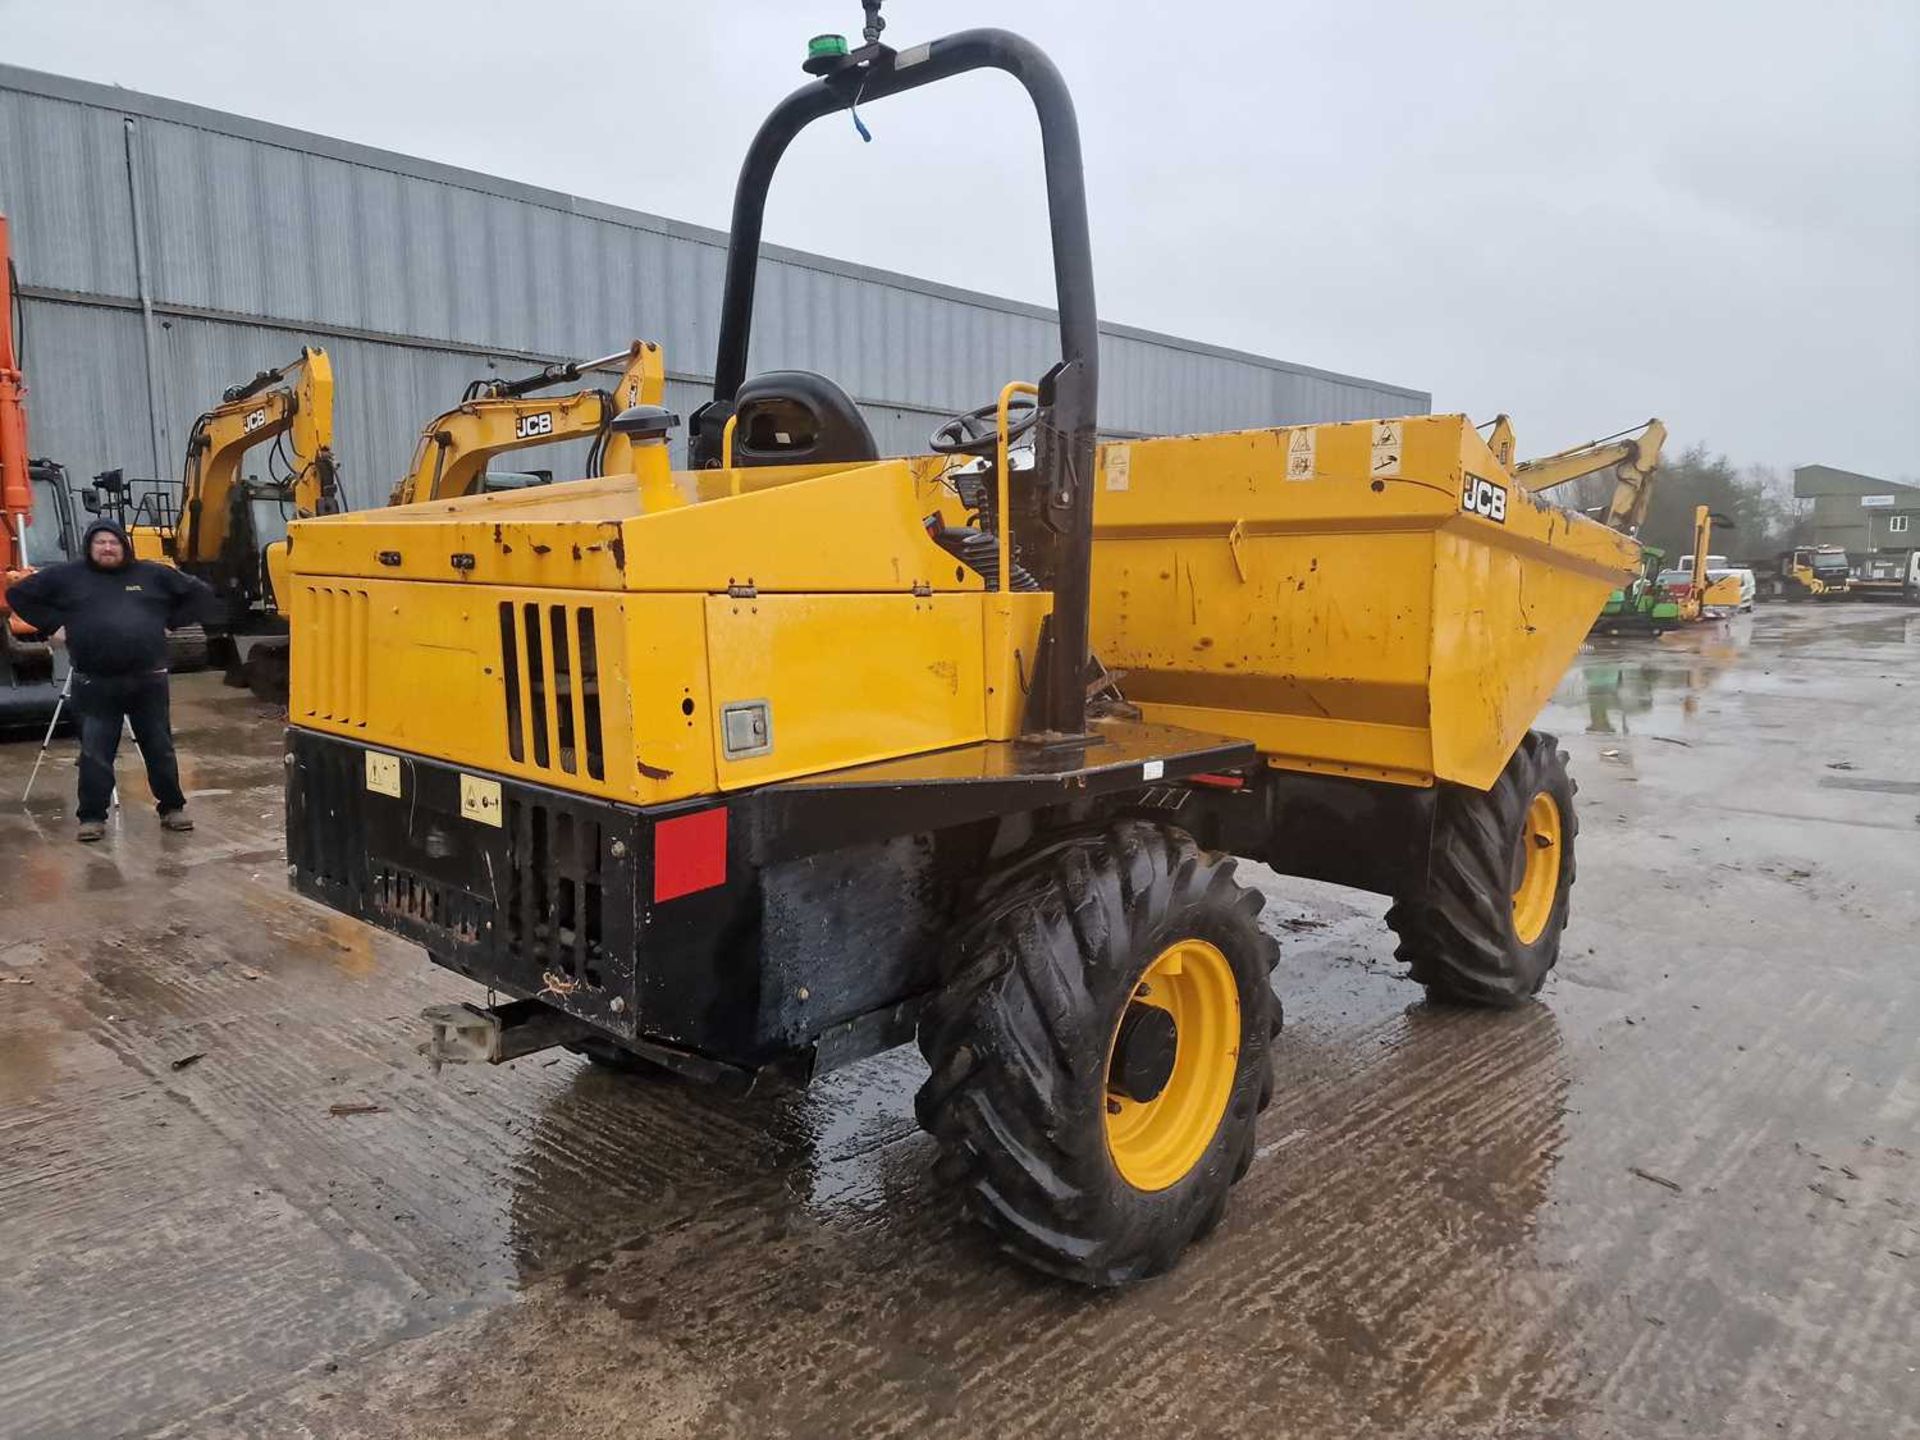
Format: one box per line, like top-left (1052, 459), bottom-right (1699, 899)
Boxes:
top-left (653, 807), bottom-right (728, 903)
top-left (1185, 772), bottom-right (1246, 790)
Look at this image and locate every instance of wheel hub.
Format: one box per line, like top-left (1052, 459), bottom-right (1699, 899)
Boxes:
top-left (1510, 790), bottom-right (1562, 946)
top-left (1108, 1002), bottom-right (1178, 1103)
top-left (1103, 938), bottom-right (1243, 1192)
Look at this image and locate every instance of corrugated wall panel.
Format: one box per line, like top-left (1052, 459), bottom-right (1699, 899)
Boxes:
top-left (9, 301), bottom-right (153, 481)
top-left (14, 296), bottom-right (973, 512)
top-left (1, 64), bottom-right (1427, 513)
top-left (0, 89), bottom-right (138, 298)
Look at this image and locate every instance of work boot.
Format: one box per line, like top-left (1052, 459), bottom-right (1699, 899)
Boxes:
top-left (77, 821), bottom-right (106, 843)
top-left (159, 809), bottom-right (194, 833)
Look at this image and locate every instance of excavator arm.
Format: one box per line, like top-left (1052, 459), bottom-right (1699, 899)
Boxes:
top-left (390, 341), bottom-right (664, 506)
top-left (1511, 417), bottom-right (1667, 535)
top-left (175, 346), bottom-right (341, 566)
top-left (2, 213), bottom-right (33, 587)
top-left (2, 212), bottom-right (73, 721)
top-left (1690, 506), bottom-right (1718, 592)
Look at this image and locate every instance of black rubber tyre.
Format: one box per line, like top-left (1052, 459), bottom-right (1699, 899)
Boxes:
top-left (915, 820), bottom-right (1282, 1287)
top-left (1386, 730), bottom-right (1578, 1008)
top-left (166, 625), bottom-right (210, 674)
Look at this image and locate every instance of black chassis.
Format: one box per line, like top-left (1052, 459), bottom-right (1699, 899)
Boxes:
top-left (289, 721), bottom-right (1454, 1087)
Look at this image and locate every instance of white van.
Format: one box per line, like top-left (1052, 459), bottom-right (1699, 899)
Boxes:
top-left (1673, 556), bottom-right (1756, 612)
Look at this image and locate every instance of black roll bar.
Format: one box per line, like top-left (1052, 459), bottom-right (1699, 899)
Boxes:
top-left (707, 28), bottom-right (1099, 738)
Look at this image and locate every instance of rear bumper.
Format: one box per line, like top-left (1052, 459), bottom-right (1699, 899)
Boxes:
top-left (286, 727), bottom-right (653, 1043)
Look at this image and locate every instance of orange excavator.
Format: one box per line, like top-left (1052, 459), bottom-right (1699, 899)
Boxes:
top-left (2, 211), bottom-right (80, 732)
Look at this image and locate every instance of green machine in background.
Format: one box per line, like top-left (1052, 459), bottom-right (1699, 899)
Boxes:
top-left (1593, 546), bottom-right (1679, 636)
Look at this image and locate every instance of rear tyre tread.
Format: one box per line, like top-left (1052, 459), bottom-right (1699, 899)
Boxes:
top-left (915, 820), bottom-right (1281, 1287)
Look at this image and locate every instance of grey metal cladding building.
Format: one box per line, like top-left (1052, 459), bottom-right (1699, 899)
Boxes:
top-left (1794, 465), bottom-right (1919, 559)
top-left (0, 63), bottom-right (1427, 512)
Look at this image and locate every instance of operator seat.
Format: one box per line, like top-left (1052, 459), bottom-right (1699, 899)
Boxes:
top-left (693, 370), bottom-right (879, 469)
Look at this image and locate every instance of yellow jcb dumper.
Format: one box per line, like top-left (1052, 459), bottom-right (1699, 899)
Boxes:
top-left (280, 10), bottom-right (1638, 1287)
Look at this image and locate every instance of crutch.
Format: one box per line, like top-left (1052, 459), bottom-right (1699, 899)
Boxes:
top-left (20, 671), bottom-right (72, 804)
top-left (21, 672), bottom-right (140, 807)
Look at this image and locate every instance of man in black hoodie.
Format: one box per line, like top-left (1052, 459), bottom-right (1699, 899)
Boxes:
top-left (7, 518), bottom-right (217, 841)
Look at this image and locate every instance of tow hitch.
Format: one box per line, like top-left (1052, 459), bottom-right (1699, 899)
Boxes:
top-left (418, 998), bottom-right (595, 1071)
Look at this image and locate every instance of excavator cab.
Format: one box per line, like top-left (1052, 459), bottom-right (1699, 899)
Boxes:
top-left (156, 346), bottom-right (342, 692)
top-left (24, 459), bottom-right (81, 564)
top-left (234, 476), bottom-right (297, 598)
top-left (84, 468), bottom-right (179, 561)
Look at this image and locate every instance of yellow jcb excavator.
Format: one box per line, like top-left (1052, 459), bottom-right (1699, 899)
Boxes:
top-left (89, 346), bottom-right (345, 694)
top-left (387, 341), bottom-right (665, 506)
top-left (275, 336), bottom-right (664, 579)
top-left (1662, 505), bottom-right (1743, 621)
top-left (1486, 418), bottom-right (1691, 637)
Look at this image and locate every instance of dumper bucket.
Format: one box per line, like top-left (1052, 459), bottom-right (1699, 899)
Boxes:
top-left (1089, 415), bottom-right (1640, 791)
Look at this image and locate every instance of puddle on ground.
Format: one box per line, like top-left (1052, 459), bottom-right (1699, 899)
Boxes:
top-left (500, 1045), bottom-right (933, 1285)
top-left (1546, 635), bottom-right (1744, 736)
top-left (1772, 609), bottom-right (1920, 650)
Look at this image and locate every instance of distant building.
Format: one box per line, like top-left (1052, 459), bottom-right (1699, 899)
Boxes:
top-left (1793, 465), bottom-right (1920, 559)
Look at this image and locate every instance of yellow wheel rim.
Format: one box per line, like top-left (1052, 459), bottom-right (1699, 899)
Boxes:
top-left (1104, 939), bottom-right (1242, 1192)
top-left (1511, 792), bottom-right (1562, 946)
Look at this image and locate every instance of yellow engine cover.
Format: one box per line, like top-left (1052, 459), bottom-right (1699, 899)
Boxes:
top-left (285, 457), bottom-right (1048, 806)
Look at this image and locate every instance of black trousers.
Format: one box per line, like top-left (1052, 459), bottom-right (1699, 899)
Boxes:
top-left (73, 670), bottom-right (185, 823)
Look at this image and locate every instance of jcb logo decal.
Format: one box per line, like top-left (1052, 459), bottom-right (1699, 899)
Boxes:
top-left (1461, 473), bottom-right (1508, 524)
top-left (243, 409), bottom-right (268, 433)
top-left (515, 412), bottom-right (555, 440)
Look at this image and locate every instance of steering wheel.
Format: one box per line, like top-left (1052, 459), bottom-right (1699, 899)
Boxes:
top-left (929, 394), bottom-right (1040, 457)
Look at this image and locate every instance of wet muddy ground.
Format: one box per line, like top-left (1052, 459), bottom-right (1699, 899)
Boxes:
top-left (2, 604), bottom-right (1915, 1439)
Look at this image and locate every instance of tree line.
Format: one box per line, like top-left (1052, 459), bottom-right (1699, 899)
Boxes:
top-left (1557, 445), bottom-right (1810, 562)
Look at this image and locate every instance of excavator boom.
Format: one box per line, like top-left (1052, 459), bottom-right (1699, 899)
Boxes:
top-left (1513, 418), bottom-right (1667, 534)
top-left (390, 341), bottom-right (664, 506)
top-left (174, 346), bottom-right (340, 565)
top-left (257, 341), bottom-right (662, 682)
top-left (1, 214), bottom-right (31, 582)
top-left (2, 211), bottom-right (71, 727)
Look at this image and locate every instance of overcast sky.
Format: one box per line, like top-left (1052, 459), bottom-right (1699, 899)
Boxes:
top-left (6, 0), bottom-right (1916, 478)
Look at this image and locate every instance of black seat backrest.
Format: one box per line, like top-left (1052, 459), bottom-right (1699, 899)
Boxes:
top-left (726, 370), bottom-right (879, 468)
